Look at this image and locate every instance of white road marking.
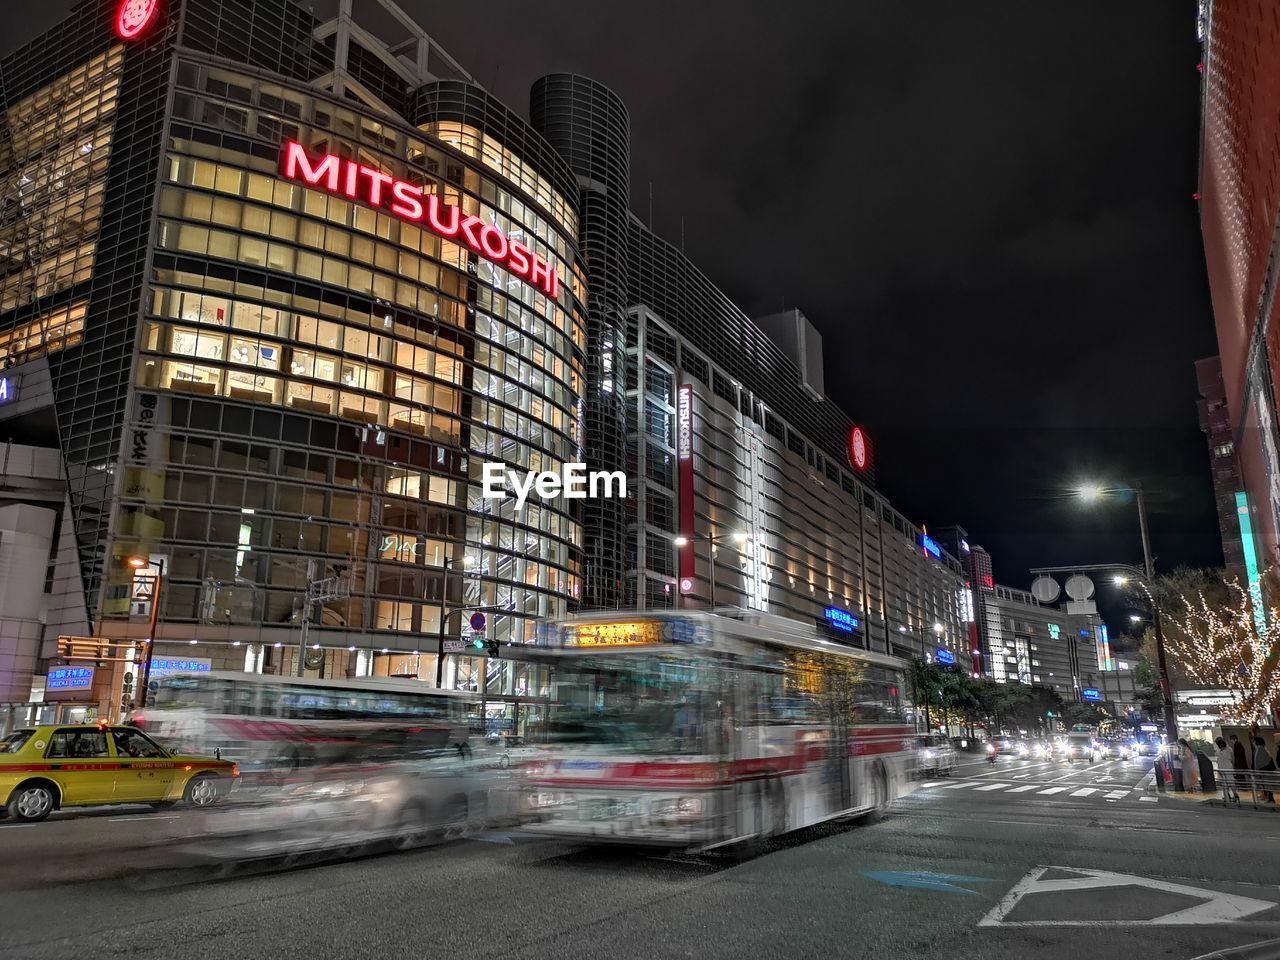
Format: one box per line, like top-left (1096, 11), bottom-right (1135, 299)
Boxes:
top-left (107, 814), bottom-right (178, 822)
top-left (1006, 785), bottom-right (1039, 793)
top-left (974, 783), bottom-right (1010, 792)
top-left (1139, 796), bottom-right (1158, 802)
top-left (920, 781), bottom-right (947, 788)
top-left (1069, 788), bottom-right (1099, 797)
top-left (978, 865), bottom-right (1279, 927)
top-left (942, 781), bottom-right (977, 789)
top-left (1037, 787), bottom-right (1069, 795)
top-left (1105, 790), bottom-right (1130, 800)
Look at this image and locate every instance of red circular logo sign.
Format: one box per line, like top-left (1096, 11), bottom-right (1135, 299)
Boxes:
top-left (849, 425), bottom-right (868, 471)
top-left (116, 0), bottom-right (160, 40)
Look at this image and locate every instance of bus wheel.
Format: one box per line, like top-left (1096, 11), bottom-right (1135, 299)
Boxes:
top-left (863, 765), bottom-right (888, 824)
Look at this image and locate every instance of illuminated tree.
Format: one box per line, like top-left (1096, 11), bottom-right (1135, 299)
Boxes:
top-left (1156, 571), bottom-right (1280, 725)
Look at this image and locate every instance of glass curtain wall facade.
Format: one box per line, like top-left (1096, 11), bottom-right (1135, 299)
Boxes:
top-left (0, 0), bottom-right (586, 700)
top-left (624, 304), bottom-right (966, 657)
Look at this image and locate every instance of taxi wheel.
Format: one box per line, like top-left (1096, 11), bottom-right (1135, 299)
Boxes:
top-left (7, 781), bottom-right (57, 822)
top-left (184, 775), bottom-right (222, 807)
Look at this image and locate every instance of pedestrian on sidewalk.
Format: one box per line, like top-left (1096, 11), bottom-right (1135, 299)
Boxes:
top-left (1215, 736), bottom-right (1239, 803)
top-left (1253, 736), bottom-right (1276, 802)
top-left (1178, 738), bottom-right (1201, 792)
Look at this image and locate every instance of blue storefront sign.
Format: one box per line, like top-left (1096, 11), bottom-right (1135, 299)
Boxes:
top-left (1082, 688), bottom-right (1101, 702)
top-left (935, 647), bottom-right (956, 666)
top-left (921, 534), bottom-right (942, 560)
top-left (0, 375), bottom-right (16, 405)
top-left (823, 607), bottom-right (860, 633)
top-left (47, 666), bottom-right (94, 691)
top-left (149, 656), bottom-right (212, 677)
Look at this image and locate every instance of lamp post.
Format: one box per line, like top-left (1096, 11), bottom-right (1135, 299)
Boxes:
top-left (128, 555), bottom-right (165, 711)
top-left (435, 554), bottom-right (474, 689)
top-left (1078, 482), bottom-right (1179, 774)
top-left (673, 531), bottom-right (749, 609)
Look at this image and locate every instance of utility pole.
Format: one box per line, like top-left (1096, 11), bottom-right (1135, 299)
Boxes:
top-left (297, 560), bottom-right (349, 677)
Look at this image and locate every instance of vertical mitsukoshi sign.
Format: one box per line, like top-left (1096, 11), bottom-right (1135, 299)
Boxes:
top-left (677, 384), bottom-right (694, 592)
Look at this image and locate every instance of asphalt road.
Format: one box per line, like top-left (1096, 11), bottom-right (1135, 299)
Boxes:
top-left (2, 764), bottom-right (1278, 960)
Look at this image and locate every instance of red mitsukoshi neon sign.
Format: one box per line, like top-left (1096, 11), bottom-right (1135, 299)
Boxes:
top-left (116, 0), bottom-right (160, 39)
top-left (280, 141), bottom-right (560, 299)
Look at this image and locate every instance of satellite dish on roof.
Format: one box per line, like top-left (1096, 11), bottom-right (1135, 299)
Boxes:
top-left (1064, 574), bottom-right (1095, 601)
top-left (1030, 576), bottom-right (1061, 604)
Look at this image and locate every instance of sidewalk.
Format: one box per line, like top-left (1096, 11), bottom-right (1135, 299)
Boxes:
top-left (1158, 787), bottom-right (1280, 811)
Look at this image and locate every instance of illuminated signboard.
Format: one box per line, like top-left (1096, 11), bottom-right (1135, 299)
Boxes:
top-left (0, 375), bottom-right (15, 405)
top-left (921, 533), bottom-right (942, 560)
top-left (1048, 623), bottom-right (1061, 640)
top-left (1081, 688), bottom-right (1101, 702)
top-left (848, 425), bottom-right (868, 471)
top-left (280, 141), bottom-right (559, 299)
top-left (116, 0), bottom-right (160, 39)
top-left (677, 385), bottom-right (692, 461)
top-left (1236, 491), bottom-right (1268, 636)
top-left (823, 607), bottom-right (860, 633)
top-left (47, 667), bottom-right (94, 691)
top-left (567, 621), bottom-right (665, 647)
top-left (149, 656), bottom-right (212, 677)
top-left (935, 647), bottom-right (956, 666)
top-left (677, 383), bottom-right (694, 589)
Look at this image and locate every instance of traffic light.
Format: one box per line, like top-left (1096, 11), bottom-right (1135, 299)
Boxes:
top-left (1045, 710), bottom-right (1054, 718)
top-left (486, 638), bottom-right (500, 659)
top-left (471, 634), bottom-right (485, 651)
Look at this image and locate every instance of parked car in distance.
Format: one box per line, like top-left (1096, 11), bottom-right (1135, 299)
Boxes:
top-left (916, 733), bottom-right (956, 776)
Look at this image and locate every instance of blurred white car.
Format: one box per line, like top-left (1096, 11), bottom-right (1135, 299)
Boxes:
top-left (916, 733), bottom-right (956, 776)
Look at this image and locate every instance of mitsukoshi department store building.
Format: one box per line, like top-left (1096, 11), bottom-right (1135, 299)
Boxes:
top-left (0, 0), bottom-right (968, 731)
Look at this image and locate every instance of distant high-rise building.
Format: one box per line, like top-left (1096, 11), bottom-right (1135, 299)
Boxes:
top-left (1198, 0), bottom-right (1280, 572)
top-left (1196, 355), bottom-right (1245, 574)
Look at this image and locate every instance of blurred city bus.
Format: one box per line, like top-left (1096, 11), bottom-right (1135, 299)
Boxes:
top-left (136, 672), bottom-right (476, 778)
top-left (515, 610), bottom-right (915, 852)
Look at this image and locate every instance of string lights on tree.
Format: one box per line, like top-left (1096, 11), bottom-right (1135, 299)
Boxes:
top-left (1156, 574), bottom-right (1280, 724)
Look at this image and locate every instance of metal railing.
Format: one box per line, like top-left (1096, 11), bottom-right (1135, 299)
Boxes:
top-left (1216, 765), bottom-right (1280, 809)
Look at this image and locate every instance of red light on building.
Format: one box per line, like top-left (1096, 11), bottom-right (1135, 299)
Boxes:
top-left (848, 425), bottom-right (868, 471)
top-left (279, 141), bottom-right (561, 299)
top-left (116, 0), bottom-right (160, 39)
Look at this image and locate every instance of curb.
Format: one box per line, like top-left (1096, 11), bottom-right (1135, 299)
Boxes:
top-left (1191, 937), bottom-right (1280, 960)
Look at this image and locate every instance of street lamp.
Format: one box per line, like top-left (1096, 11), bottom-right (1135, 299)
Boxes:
top-left (435, 553), bottom-right (476, 689)
top-left (128, 555), bottom-right (165, 711)
top-left (673, 531), bottom-right (749, 609)
top-left (1077, 480), bottom-right (1179, 763)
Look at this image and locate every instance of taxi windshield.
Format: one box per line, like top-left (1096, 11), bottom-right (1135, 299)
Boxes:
top-left (1, 730), bottom-right (34, 753)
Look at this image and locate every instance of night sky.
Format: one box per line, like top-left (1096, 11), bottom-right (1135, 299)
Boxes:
top-left (7, 2), bottom-right (1222, 613)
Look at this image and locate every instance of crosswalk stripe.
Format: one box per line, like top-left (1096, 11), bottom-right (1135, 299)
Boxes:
top-left (1139, 795), bottom-right (1158, 802)
top-left (1006, 784), bottom-right (1039, 793)
top-left (920, 781), bottom-right (946, 788)
top-left (1069, 788), bottom-right (1098, 797)
top-left (942, 781), bottom-right (976, 789)
top-left (974, 782), bottom-right (1010, 791)
top-left (1038, 786), bottom-right (1069, 795)
top-left (1105, 790), bottom-right (1129, 800)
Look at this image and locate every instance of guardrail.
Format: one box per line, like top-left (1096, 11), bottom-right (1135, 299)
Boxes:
top-left (1217, 766), bottom-right (1280, 809)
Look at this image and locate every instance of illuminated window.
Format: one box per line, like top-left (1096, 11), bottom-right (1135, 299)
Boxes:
top-left (0, 301), bottom-right (86, 364)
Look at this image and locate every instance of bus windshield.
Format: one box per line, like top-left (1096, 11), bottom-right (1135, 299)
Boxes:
top-left (543, 654), bottom-right (720, 755)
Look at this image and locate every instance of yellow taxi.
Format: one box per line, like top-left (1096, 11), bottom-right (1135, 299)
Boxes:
top-left (1, 723), bottom-right (238, 822)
